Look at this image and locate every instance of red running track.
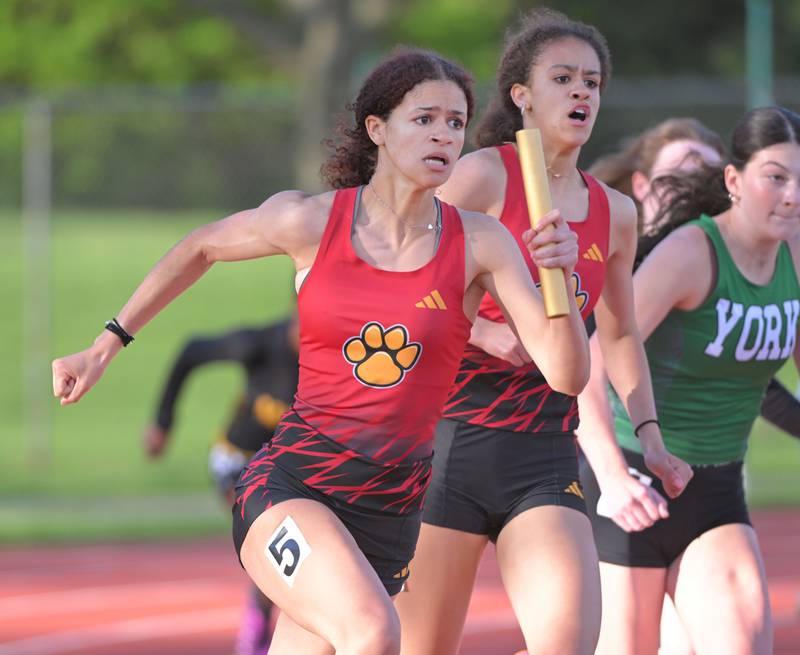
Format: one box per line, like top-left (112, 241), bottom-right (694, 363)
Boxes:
top-left (0, 511), bottom-right (797, 655)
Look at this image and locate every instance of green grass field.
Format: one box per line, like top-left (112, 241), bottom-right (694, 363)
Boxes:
top-left (1, 209), bottom-right (295, 541)
top-left (1, 210), bottom-right (798, 543)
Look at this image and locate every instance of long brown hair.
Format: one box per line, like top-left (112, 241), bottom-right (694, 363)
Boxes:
top-left (474, 8), bottom-right (611, 148)
top-left (321, 48), bottom-right (474, 189)
top-left (589, 118), bottom-right (725, 200)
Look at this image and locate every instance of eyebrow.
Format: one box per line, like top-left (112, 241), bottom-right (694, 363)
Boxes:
top-left (416, 105), bottom-right (466, 116)
top-left (760, 161), bottom-right (791, 172)
top-left (548, 64), bottom-right (601, 77)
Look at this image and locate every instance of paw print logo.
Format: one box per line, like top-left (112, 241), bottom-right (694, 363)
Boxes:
top-left (535, 272), bottom-right (588, 313)
top-left (343, 322), bottom-right (422, 388)
top-left (569, 272), bottom-right (589, 313)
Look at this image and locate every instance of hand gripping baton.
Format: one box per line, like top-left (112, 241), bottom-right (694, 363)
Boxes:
top-left (516, 128), bottom-right (570, 318)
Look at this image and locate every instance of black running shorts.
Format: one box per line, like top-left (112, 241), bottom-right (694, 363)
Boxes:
top-left (581, 448), bottom-right (750, 568)
top-left (422, 418), bottom-right (586, 542)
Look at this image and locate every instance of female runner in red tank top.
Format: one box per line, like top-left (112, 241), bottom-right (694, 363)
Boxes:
top-left (395, 11), bottom-right (692, 655)
top-left (51, 49), bottom-right (589, 655)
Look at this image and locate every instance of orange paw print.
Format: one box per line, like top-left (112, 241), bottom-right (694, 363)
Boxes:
top-left (569, 272), bottom-right (589, 312)
top-left (343, 322), bottom-right (421, 388)
top-left (535, 272), bottom-right (588, 312)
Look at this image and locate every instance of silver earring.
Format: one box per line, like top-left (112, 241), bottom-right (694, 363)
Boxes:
top-left (519, 103), bottom-right (527, 116)
top-left (728, 192), bottom-right (739, 204)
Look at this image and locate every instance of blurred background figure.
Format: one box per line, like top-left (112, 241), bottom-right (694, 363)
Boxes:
top-left (143, 314), bottom-right (299, 655)
top-left (589, 117), bottom-right (725, 232)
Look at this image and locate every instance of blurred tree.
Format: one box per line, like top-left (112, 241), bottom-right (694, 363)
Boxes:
top-left (0, 0), bottom-right (395, 193)
top-left (2, 0), bottom-right (798, 206)
top-left (0, 0), bottom-right (266, 86)
top-left (392, 1), bottom-right (800, 79)
top-left (3, 1), bottom-right (799, 93)
top-left (388, 0), bottom-right (513, 81)
top-left (185, 0), bottom-right (394, 189)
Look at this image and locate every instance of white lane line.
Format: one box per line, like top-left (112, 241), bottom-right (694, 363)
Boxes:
top-left (0, 578), bottom-right (236, 619)
top-left (0, 607), bottom-right (239, 655)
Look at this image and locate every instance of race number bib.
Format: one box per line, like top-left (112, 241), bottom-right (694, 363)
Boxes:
top-left (265, 515), bottom-right (311, 587)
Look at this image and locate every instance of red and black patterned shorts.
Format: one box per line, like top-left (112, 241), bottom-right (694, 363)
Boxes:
top-left (232, 410), bottom-right (431, 595)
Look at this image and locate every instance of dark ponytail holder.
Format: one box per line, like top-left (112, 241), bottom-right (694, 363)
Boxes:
top-left (633, 418), bottom-right (660, 438)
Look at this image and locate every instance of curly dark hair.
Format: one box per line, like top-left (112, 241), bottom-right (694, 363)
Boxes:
top-left (321, 47), bottom-right (475, 189)
top-left (636, 106), bottom-right (800, 267)
top-left (474, 7), bottom-right (611, 148)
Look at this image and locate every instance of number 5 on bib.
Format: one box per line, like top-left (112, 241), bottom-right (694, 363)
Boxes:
top-left (265, 515), bottom-right (312, 587)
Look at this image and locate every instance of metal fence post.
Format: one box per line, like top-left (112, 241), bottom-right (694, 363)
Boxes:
top-left (22, 98), bottom-right (52, 464)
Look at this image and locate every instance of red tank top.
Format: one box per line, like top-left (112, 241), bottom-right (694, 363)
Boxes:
top-left (442, 143), bottom-right (610, 432)
top-left (294, 187), bottom-right (473, 464)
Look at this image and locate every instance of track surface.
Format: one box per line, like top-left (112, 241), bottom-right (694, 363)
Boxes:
top-left (1, 511), bottom-right (797, 654)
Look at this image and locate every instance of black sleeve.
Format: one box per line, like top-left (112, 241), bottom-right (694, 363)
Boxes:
top-left (153, 326), bottom-right (272, 429)
top-left (759, 378), bottom-right (800, 439)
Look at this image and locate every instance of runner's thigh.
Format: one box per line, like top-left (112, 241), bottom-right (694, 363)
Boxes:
top-left (396, 522), bottom-right (488, 655)
top-left (670, 523), bottom-right (772, 655)
top-left (240, 498), bottom-right (399, 651)
top-left (497, 506), bottom-right (601, 655)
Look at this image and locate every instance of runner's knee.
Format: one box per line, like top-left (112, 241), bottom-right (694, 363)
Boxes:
top-left (334, 603), bottom-right (400, 655)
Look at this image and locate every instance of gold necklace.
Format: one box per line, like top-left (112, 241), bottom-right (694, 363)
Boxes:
top-left (367, 183), bottom-right (438, 231)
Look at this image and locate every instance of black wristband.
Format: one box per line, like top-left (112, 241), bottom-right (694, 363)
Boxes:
top-left (633, 418), bottom-right (660, 438)
top-left (105, 317), bottom-right (135, 347)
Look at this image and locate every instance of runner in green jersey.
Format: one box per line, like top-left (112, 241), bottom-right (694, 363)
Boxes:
top-left (579, 119), bottom-right (725, 536)
top-left (582, 106), bottom-right (800, 655)
top-left (588, 116), bottom-right (800, 655)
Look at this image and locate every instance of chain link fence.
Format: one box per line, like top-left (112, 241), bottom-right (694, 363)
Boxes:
top-left (1, 77), bottom-right (799, 212)
top-left (3, 78), bottom-right (800, 478)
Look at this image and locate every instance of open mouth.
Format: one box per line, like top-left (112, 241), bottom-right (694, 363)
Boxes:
top-left (424, 155), bottom-right (448, 166)
top-left (568, 108), bottom-right (588, 122)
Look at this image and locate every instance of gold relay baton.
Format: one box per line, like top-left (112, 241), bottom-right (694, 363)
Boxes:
top-left (515, 128), bottom-right (570, 318)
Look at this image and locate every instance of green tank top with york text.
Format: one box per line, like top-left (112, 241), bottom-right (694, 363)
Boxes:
top-left (613, 214), bottom-right (800, 464)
